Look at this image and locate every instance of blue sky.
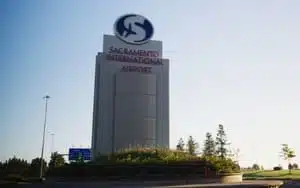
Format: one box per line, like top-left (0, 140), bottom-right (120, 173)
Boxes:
top-left (1, 0), bottom-right (300, 169)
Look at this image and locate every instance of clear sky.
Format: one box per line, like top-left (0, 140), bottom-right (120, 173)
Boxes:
top-left (1, 0), bottom-right (300, 169)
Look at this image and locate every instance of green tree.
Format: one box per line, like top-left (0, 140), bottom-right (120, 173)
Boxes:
top-left (0, 161), bottom-right (4, 177)
top-left (29, 157), bottom-right (47, 177)
top-left (4, 157), bottom-right (29, 176)
top-left (252, 163), bottom-right (260, 170)
top-left (202, 132), bottom-right (216, 157)
top-left (281, 144), bottom-right (296, 174)
top-left (176, 138), bottom-right (185, 151)
top-left (292, 163), bottom-right (298, 170)
top-left (187, 136), bottom-right (198, 155)
top-left (48, 152), bottom-right (65, 169)
top-left (215, 124), bottom-right (229, 159)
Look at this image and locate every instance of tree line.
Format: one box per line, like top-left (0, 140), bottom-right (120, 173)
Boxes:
top-left (0, 152), bottom-right (65, 178)
top-left (1, 124), bottom-right (239, 178)
top-left (176, 124), bottom-right (239, 163)
top-left (242, 144), bottom-right (298, 173)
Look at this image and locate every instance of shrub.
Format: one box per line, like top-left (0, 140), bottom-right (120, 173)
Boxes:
top-left (273, 166), bottom-right (282, 171)
top-left (252, 164), bottom-right (260, 170)
top-left (94, 147), bottom-right (199, 164)
top-left (47, 147), bottom-right (240, 178)
top-left (206, 157), bottom-right (240, 174)
top-left (292, 163), bottom-right (298, 169)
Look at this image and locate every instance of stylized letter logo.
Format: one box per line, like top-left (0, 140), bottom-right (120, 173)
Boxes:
top-left (114, 14), bottom-right (154, 45)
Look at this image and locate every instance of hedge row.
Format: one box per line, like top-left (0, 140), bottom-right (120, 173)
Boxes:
top-left (47, 148), bottom-right (240, 178)
top-left (93, 148), bottom-right (200, 164)
top-left (47, 161), bottom-right (213, 178)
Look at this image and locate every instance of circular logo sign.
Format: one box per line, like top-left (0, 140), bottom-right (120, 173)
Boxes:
top-left (114, 14), bottom-right (154, 45)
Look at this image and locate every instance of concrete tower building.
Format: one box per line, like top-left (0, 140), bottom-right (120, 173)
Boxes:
top-left (91, 15), bottom-right (169, 157)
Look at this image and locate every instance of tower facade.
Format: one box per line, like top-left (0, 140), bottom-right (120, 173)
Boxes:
top-left (91, 15), bottom-right (169, 157)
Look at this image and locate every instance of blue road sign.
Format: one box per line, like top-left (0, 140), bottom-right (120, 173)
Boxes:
top-left (68, 148), bottom-right (91, 161)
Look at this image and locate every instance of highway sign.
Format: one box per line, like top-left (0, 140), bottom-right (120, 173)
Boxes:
top-left (68, 148), bottom-right (91, 161)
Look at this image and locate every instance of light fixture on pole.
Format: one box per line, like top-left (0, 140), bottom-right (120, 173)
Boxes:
top-left (40, 95), bottom-right (50, 179)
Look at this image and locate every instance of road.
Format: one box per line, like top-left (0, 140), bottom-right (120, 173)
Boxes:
top-left (9, 180), bottom-right (300, 187)
top-left (283, 180), bottom-right (300, 188)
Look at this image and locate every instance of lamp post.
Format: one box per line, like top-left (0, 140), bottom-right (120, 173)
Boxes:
top-left (40, 95), bottom-right (50, 179)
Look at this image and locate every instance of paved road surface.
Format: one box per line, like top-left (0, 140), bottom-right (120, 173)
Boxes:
top-left (9, 180), bottom-right (300, 187)
top-left (283, 180), bottom-right (300, 188)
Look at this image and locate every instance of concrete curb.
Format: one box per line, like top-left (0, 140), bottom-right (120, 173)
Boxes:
top-left (45, 179), bottom-right (284, 187)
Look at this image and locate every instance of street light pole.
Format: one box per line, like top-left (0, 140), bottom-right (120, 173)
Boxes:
top-left (40, 95), bottom-right (50, 178)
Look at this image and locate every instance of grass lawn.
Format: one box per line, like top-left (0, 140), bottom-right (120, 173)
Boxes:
top-left (243, 170), bottom-right (300, 180)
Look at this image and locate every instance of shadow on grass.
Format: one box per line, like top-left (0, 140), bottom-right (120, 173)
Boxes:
top-left (244, 172), bottom-right (290, 177)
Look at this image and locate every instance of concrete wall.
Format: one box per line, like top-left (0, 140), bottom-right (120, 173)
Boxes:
top-left (114, 72), bottom-right (157, 151)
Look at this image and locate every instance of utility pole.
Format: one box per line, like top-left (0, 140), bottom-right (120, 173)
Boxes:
top-left (40, 95), bottom-right (50, 179)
